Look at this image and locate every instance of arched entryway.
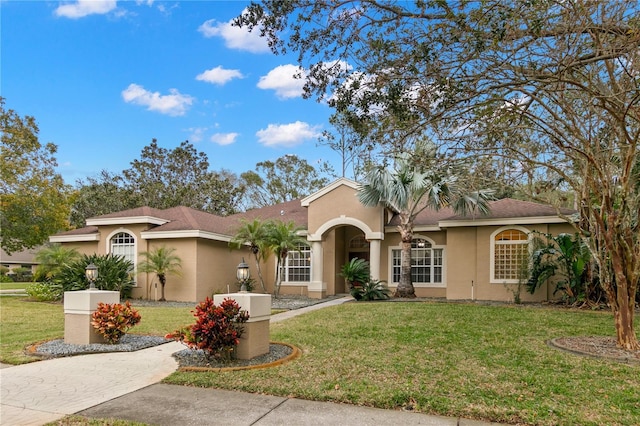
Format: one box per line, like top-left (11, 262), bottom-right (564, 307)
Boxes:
top-left (307, 217), bottom-right (383, 298)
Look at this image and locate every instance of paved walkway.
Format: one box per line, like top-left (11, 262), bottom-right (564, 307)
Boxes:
top-left (0, 297), bottom-right (503, 426)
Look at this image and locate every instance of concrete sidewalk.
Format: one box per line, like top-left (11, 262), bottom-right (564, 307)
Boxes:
top-left (78, 383), bottom-right (500, 426)
top-left (0, 297), bottom-right (503, 426)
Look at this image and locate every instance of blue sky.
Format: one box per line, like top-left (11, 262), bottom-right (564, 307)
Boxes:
top-left (2, 0), bottom-right (341, 185)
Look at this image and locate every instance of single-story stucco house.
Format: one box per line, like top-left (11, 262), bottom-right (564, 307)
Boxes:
top-left (50, 178), bottom-right (576, 303)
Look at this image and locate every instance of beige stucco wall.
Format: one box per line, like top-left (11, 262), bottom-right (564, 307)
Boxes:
top-left (446, 222), bottom-right (576, 302)
top-left (306, 185), bottom-right (384, 237)
top-left (196, 240), bottom-right (248, 301)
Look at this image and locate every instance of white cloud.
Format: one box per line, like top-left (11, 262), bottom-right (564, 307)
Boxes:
top-left (196, 66), bottom-right (244, 85)
top-left (54, 0), bottom-right (117, 18)
top-left (210, 133), bottom-right (239, 146)
top-left (257, 64), bottom-right (306, 99)
top-left (256, 121), bottom-right (321, 148)
top-left (198, 16), bottom-right (269, 53)
top-left (185, 127), bottom-right (208, 143)
top-left (121, 83), bottom-right (194, 116)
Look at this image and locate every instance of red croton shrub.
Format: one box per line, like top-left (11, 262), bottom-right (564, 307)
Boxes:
top-left (91, 301), bottom-right (141, 344)
top-left (166, 297), bottom-right (249, 360)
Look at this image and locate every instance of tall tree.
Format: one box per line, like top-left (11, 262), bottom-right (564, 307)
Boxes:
top-left (123, 139), bottom-right (245, 215)
top-left (229, 218), bottom-right (271, 293)
top-left (240, 154), bottom-right (335, 209)
top-left (318, 112), bottom-right (374, 180)
top-left (137, 246), bottom-right (182, 301)
top-left (70, 170), bottom-right (140, 228)
top-left (0, 98), bottom-right (71, 254)
top-left (70, 140), bottom-right (246, 226)
top-left (358, 140), bottom-right (493, 297)
top-left (238, 0), bottom-right (640, 350)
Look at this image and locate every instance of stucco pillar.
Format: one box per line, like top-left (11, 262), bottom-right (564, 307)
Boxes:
top-left (308, 240), bottom-right (326, 298)
top-left (64, 290), bottom-right (120, 344)
top-left (369, 239), bottom-right (381, 281)
top-left (214, 293), bottom-right (271, 360)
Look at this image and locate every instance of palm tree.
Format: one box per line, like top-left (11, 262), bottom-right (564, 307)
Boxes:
top-left (34, 243), bottom-right (80, 281)
top-left (229, 218), bottom-right (270, 293)
top-left (358, 142), bottom-right (493, 298)
top-left (264, 220), bottom-right (307, 297)
top-left (137, 246), bottom-right (182, 301)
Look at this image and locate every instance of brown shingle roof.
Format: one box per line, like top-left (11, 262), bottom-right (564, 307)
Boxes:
top-left (223, 199), bottom-right (308, 234)
top-left (55, 202), bottom-right (308, 239)
top-left (390, 198), bottom-right (576, 227)
top-left (443, 198), bottom-right (576, 221)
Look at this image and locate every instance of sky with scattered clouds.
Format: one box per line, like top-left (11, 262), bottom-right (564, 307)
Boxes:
top-left (2, 0), bottom-right (340, 184)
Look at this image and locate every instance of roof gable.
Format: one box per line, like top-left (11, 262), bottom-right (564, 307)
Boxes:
top-left (301, 178), bottom-right (358, 207)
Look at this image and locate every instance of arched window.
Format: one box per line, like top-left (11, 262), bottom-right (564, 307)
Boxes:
top-left (391, 238), bottom-right (444, 285)
top-left (109, 231), bottom-right (136, 265)
top-left (349, 235), bottom-right (369, 249)
top-left (491, 228), bottom-right (529, 283)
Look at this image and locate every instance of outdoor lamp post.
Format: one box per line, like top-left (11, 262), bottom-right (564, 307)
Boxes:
top-left (236, 258), bottom-right (250, 292)
top-left (85, 263), bottom-right (98, 290)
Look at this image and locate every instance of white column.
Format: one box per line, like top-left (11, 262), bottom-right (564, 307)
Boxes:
top-left (369, 239), bottom-right (381, 281)
top-left (308, 240), bottom-right (326, 298)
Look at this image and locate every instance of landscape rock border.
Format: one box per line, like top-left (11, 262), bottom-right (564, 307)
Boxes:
top-left (175, 342), bottom-right (302, 372)
top-left (548, 336), bottom-right (640, 365)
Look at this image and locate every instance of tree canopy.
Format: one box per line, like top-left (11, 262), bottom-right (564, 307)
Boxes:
top-left (238, 1), bottom-right (640, 349)
top-left (0, 98), bottom-right (71, 254)
top-left (72, 139), bottom-right (246, 226)
top-left (240, 154), bottom-right (335, 209)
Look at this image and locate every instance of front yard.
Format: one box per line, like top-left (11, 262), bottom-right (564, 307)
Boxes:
top-left (1, 297), bottom-right (638, 425)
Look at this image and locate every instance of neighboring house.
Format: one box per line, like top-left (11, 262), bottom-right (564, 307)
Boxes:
top-left (50, 178), bottom-right (576, 302)
top-left (0, 247), bottom-right (40, 276)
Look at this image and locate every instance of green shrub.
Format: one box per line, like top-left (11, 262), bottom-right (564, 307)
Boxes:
top-left (25, 282), bottom-right (63, 301)
top-left (235, 277), bottom-right (256, 292)
top-left (10, 267), bottom-right (33, 282)
top-left (91, 301), bottom-right (141, 344)
top-left (166, 297), bottom-right (249, 361)
top-left (340, 258), bottom-right (370, 288)
top-left (55, 254), bottom-right (135, 298)
top-left (350, 279), bottom-right (391, 301)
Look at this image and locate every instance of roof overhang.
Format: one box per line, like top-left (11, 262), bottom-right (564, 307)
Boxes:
top-left (385, 225), bottom-right (442, 233)
top-left (86, 216), bottom-right (169, 226)
top-left (50, 234), bottom-right (100, 243)
top-left (141, 230), bottom-right (232, 242)
top-left (438, 216), bottom-right (571, 228)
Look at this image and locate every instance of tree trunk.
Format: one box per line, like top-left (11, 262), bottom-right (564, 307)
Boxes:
top-left (613, 302), bottom-right (639, 351)
top-left (159, 274), bottom-right (166, 301)
top-left (253, 252), bottom-right (267, 293)
top-left (395, 223), bottom-right (415, 298)
top-left (599, 219), bottom-right (639, 351)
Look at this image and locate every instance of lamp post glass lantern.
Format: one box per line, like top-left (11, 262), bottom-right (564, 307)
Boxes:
top-left (236, 258), bottom-right (250, 292)
top-left (85, 263), bottom-right (98, 290)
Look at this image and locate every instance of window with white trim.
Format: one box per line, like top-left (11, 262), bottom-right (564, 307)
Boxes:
top-left (492, 228), bottom-right (529, 282)
top-left (391, 238), bottom-right (443, 285)
top-left (109, 232), bottom-right (136, 265)
top-left (282, 243), bottom-right (311, 282)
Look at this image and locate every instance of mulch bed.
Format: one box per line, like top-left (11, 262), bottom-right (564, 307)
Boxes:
top-left (549, 336), bottom-right (640, 364)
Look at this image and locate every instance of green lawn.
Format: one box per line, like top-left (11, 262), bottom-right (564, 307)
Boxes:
top-left (0, 297), bottom-right (193, 364)
top-left (0, 282), bottom-right (30, 290)
top-left (166, 302), bottom-right (640, 426)
top-left (2, 298), bottom-right (639, 425)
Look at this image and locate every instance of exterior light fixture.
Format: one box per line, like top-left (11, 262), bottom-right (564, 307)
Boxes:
top-left (85, 263), bottom-right (98, 290)
top-left (236, 258), bottom-right (250, 292)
